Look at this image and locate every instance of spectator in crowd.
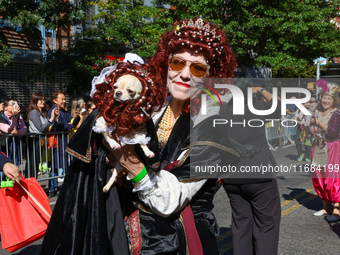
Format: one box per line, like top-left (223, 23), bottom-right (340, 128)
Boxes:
top-left (286, 96), bottom-right (297, 140)
top-left (70, 98), bottom-right (85, 117)
top-left (70, 98), bottom-right (84, 131)
top-left (297, 103), bottom-right (313, 163)
top-left (47, 91), bottom-right (77, 197)
top-left (82, 100), bottom-right (96, 122)
top-left (0, 99), bottom-right (27, 166)
top-left (294, 103), bottom-right (308, 162)
top-left (19, 106), bottom-right (29, 128)
top-left (309, 97), bottom-right (317, 112)
top-left (310, 80), bottom-right (340, 222)
top-left (0, 150), bottom-right (20, 182)
top-left (25, 92), bottom-right (59, 178)
top-left (44, 100), bottom-right (53, 113)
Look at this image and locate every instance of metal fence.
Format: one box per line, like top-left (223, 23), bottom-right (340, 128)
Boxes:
top-left (1, 122), bottom-right (296, 183)
top-left (1, 131), bottom-right (73, 183)
top-left (265, 117), bottom-right (297, 151)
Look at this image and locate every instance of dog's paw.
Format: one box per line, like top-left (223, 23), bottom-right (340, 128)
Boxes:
top-left (103, 185), bottom-right (110, 193)
top-left (103, 179), bottom-right (116, 193)
top-left (109, 142), bottom-right (121, 150)
top-left (145, 151), bottom-right (155, 158)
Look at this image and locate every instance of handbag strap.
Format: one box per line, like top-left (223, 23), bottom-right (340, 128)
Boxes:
top-left (15, 175), bottom-right (51, 219)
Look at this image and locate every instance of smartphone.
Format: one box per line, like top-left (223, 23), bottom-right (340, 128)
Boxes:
top-left (55, 104), bottom-right (59, 110)
top-left (76, 104), bottom-right (80, 109)
top-left (12, 101), bottom-right (18, 107)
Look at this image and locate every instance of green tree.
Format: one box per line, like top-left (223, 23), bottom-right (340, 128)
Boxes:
top-left (76, 0), bottom-right (340, 80)
top-left (0, 0), bottom-right (89, 66)
top-left (6, 0), bottom-right (340, 93)
top-left (89, 0), bottom-right (171, 59)
top-left (157, 0), bottom-right (340, 77)
top-left (40, 0), bottom-right (172, 94)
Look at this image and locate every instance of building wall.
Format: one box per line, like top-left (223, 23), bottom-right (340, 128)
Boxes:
top-left (0, 62), bottom-right (69, 110)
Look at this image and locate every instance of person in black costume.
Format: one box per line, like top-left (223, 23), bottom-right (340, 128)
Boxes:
top-left (221, 80), bottom-right (281, 255)
top-left (41, 18), bottom-right (240, 255)
top-left (0, 150), bottom-right (20, 181)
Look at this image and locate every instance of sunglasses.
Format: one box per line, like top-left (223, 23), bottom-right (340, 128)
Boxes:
top-left (169, 56), bottom-right (208, 78)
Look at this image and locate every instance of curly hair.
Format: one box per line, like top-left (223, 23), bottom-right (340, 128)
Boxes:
top-left (93, 62), bottom-right (166, 137)
top-left (317, 92), bottom-right (340, 112)
top-left (149, 17), bottom-right (237, 113)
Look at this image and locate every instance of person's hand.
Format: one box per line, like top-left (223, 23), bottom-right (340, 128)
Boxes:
top-left (3, 162), bottom-right (20, 182)
top-left (12, 105), bottom-right (21, 116)
top-left (49, 108), bottom-right (56, 122)
top-left (11, 128), bottom-right (19, 135)
top-left (102, 138), bottom-right (144, 179)
top-left (54, 107), bottom-right (60, 122)
top-left (252, 87), bottom-right (262, 94)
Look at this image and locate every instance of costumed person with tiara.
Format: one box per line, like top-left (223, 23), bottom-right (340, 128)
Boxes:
top-left (41, 18), bottom-right (240, 255)
top-left (310, 79), bottom-right (340, 222)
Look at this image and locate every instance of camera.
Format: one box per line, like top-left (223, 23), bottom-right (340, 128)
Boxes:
top-left (12, 101), bottom-right (18, 107)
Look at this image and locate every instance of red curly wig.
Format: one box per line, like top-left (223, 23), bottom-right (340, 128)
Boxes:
top-left (149, 17), bottom-right (237, 114)
top-left (93, 62), bottom-right (166, 137)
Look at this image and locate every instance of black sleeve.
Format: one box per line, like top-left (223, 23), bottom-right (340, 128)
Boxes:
top-left (0, 152), bottom-right (12, 170)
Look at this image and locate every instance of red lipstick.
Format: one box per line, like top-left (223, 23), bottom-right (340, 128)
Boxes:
top-left (175, 82), bottom-right (190, 88)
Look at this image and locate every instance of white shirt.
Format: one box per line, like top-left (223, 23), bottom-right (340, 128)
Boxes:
top-left (134, 98), bottom-right (207, 217)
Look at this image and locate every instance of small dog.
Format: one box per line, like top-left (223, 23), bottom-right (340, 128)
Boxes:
top-left (93, 72), bottom-right (157, 193)
top-left (114, 74), bottom-right (143, 104)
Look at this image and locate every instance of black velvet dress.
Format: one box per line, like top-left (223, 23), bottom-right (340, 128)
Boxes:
top-left (40, 108), bottom-right (240, 255)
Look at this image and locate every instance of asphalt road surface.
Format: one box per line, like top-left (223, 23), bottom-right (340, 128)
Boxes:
top-left (1, 145), bottom-right (339, 255)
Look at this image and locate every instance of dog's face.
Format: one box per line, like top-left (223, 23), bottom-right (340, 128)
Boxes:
top-left (113, 74), bottom-right (143, 103)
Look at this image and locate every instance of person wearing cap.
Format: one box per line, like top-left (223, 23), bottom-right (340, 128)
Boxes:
top-left (310, 79), bottom-right (340, 222)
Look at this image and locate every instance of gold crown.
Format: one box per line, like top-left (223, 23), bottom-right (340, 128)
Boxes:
top-left (326, 82), bottom-right (340, 97)
top-left (177, 18), bottom-right (220, 38)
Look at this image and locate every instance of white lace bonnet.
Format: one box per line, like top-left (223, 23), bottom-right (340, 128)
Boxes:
top-left (90, 53), bottom-right (144, 98)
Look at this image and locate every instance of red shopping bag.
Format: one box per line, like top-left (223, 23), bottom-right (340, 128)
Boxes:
top-left (0, 175), bottom-right (52, 252)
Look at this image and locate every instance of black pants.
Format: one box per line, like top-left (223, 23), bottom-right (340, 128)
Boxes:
top-left (223, 179), bottom-right (281, 255)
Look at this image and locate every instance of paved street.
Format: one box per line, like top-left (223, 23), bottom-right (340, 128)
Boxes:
top-left (214, 145), bottom-right (340, 255)
top-left (1, 145), bottom-right (340, 255)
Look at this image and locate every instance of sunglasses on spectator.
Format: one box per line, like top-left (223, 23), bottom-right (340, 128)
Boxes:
top-left (169, 56), bottom-right (209, 78)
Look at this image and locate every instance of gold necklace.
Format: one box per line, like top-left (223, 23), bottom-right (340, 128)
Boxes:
top-left (157, 105), bottom-right (180, 153)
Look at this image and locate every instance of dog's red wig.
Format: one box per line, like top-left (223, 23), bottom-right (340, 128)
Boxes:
top-left (93, 62), bottom-right (166, 136)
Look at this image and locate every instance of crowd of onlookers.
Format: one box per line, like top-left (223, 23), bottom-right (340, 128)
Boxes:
top-left (292, 97), bottom-right (318, 162)
top-left (0, 91), bottom-right (96, 197)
